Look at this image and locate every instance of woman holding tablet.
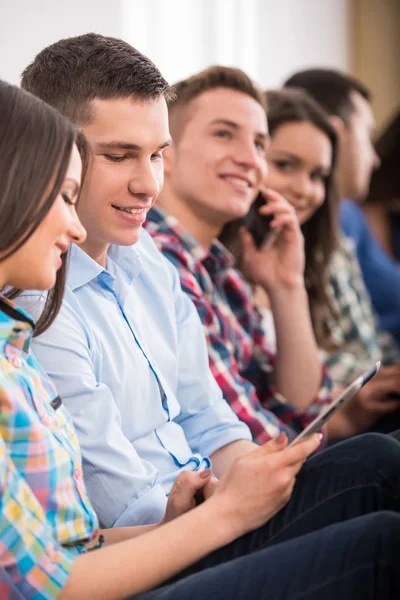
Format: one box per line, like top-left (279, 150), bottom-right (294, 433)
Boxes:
top-left (1, 79), bottom-right (400, 600)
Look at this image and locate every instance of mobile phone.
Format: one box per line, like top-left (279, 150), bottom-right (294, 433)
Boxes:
top-left (243, 193), bottom-right (274, 249)
top-left (288, 362), bottom-right (381, 447)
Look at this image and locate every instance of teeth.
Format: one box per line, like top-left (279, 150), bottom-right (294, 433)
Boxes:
top-left (114, 206), bottom-right (146, 215)
top-left (224, 176), bottom-right (249, 189)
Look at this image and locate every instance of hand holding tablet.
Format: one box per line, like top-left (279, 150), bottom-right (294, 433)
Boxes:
top-left (289, 362), bottom-right (381, 447)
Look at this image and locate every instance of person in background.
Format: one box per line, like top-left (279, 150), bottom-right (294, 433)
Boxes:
top-left (2, 79), bottom-right (400, 600)
top-left (283, 68), bottom-right (400, 347)
top-left (146, 65), bottom-right (333, 445)
top-left (363, 108), bottom-right (400, 260)
top-left (221, 88), bottom-right (400, 439)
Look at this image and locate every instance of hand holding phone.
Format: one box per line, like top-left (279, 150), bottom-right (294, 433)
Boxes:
top-left (243, 192), bottom-right (276, 250)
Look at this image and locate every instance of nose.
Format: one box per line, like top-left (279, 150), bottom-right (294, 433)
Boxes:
top-left (233, 139), bottom-right (261, 170)
top-left (68, 210), bottom-right (86, 244)
top-left (128, 160), bottom-right (161, 199)
top-left (292, 172), bottom-right (312, 200)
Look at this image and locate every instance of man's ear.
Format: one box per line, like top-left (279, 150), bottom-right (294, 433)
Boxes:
top-left (329, 115), bottom-right (345, 137)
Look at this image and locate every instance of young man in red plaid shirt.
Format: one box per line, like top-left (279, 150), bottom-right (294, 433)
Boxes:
top-left (145, 66), bottom-right (332, 444)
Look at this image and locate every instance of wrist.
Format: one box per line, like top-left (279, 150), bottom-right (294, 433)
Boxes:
top-left (204, 494), bottom-right (244, 544)
top-left (267, 277), bottom-right (307, 301)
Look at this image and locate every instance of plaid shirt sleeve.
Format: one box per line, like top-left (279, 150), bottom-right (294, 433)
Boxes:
top-left (152, 234), bottom-right (331, 444)
top-left (322, 236), bottom-right (400, 386)
top-left (0, 435), bottom-right (73, 600)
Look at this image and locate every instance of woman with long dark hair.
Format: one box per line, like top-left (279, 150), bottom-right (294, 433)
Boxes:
top-left (221, 88), bottom-right (400, 438)
top-left (1, 79), bottom-right (400, 600)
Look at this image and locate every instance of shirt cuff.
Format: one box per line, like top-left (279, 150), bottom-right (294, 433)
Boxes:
top-left (181, 402), bottom-right (252, 458)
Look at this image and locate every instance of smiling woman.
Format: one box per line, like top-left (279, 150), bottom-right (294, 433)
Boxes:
top-left (0, 81), bottom-right (86, 335)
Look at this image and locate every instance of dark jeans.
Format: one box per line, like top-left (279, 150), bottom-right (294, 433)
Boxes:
top-left (134, 432), bottom-right (400, 600)
top-left (133, 512), bottom-right (400, 599)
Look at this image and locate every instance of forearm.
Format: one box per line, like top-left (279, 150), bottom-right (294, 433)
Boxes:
top-left (59, 498), bottom-right (235, 600)
top-left (269, 283), bottom-right (321, 409)
top-left (210, 439), bottom-right (256, 478)
top-left (101, 523), bottom-right (158, 546)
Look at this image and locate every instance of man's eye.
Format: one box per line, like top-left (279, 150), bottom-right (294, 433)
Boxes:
top-left (274, 160), bottom-right (291, 170)
top-left (151, 152), bottom-right (163, 161)
top-left (214, 130), bottom-right (231, 139)
top-left (104, 154), bottom-right (128, 162)
top-left (255, 141), bottom-right (265, 152)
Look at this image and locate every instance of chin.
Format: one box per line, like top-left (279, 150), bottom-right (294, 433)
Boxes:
top-left (111, 230), bottom-right (142, 247)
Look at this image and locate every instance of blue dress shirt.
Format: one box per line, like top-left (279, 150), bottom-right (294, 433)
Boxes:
top-left (340, 199), bottom-right (400, 346)
top-left (19, 229), bottom-right (250, 528)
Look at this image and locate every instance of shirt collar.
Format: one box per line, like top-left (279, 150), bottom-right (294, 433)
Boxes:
top-left (147, 205), bottom-right (235, 270)
top-left (0, 295), bottom-right (35, 356)
top-left (67, 240), bottom-right (142, 291)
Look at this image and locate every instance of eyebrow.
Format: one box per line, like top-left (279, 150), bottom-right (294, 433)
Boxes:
top-left (96, 139), bottom-right (172, 152)
top-left (209, 118), bottom-right (268, 141)
top-left (269, 150), bottom-right (331, 172)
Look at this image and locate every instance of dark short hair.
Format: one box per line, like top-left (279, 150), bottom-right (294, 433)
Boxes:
top-left (283, 68), bottom-right (371, 124)
top-left (367, 108), bottom-right (400, 204)
top-left (168, 65), bottom-right (265, 139)
top-left (0, 79), bottom-right (76, 335)
top-left (21, 33), bottom-right (171, 125)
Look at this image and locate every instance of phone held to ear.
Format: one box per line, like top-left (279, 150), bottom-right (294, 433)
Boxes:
top-left (288, 362), bottom-right (381, 447)
top-left (244, 192), bottom-right (276, 250)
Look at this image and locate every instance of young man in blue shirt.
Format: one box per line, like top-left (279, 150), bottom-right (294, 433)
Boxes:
top-left (16, 36), bottom-right (400, 592)
top-left (284, 68), bottom-right (400, 346)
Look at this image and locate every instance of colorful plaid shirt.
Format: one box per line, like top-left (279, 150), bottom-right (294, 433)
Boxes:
top-left (0, 296), bottom-right (100, 599)
top-left (145, 206), bottom-right (332, 444)
top-left (321, 235), bottom-right (400, 386)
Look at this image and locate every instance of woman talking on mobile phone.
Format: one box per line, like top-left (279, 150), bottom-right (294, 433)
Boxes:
top-left (1, 79), bottom-right (400, 600)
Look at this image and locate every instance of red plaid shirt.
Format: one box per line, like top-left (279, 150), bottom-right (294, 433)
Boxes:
top-left (145, 206), bottom-right (332, 444)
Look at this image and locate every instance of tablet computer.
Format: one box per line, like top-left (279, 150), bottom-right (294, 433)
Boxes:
top-left (288, 361), bottom-right (381, 447)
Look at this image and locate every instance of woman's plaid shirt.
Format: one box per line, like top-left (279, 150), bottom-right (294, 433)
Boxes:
top-left (0, 296), bottom-right (100, 598)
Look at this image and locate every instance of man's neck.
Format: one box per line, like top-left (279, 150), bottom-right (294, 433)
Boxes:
top-left (78, 239), bottom-right (110, 269)
top-left (157, 188), bottom-right (220, 248)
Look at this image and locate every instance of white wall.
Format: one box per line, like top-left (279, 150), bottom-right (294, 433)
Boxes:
top-left (0, 0), bottom-right (351, 88)
top-left (0, 0), bottom-right (124, 84)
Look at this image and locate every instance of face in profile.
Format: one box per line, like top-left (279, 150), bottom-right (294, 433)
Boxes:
top-left (339, 91), bottom-right (380, 201)
top-left (1, 145), bottom-right (86, 290)
top-left (166, 87), bottom-right (268, 228)
top-left (265, 121), bottom-right (332, 225)
top-left (78, 96), bottom-right (171, 251)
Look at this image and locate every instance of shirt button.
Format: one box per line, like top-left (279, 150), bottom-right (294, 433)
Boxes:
top-left (73, 467), bottom-right (82, 481)
top-left (11, 357), bottom-right (22, 369)
top-left (42, 414), bottom-right (52, 426)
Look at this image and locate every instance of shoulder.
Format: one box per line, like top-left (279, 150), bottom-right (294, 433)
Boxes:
top-left (340, 199), bottom-right (369, 240)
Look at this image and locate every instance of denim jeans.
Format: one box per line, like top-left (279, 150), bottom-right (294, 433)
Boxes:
top-left (133, 512), bottom-right (400, 600)
top-left (133, 432), bottom-right (400, 599)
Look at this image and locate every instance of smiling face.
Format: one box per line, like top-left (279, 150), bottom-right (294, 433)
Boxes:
top-left (78, 96), bottom-right (171, 262)
top-left (0, 144), bottom-right (86, 290)
top-left (165, 87), bottom-right (268, 230)
top-left (265, 121), bottom-right (332, 225)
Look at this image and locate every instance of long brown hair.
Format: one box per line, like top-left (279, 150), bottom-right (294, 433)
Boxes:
top-left (220, 88), bottom-right (340, 350)
top-left (0, 79), bottom-right (77, 335)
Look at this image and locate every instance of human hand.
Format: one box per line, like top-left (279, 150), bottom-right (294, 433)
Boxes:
top-left (341, 365), bottom-right (400, 434)
top-left (240, 188), bottom-right (305, 293)
top-left (161, 469), bottom-right (213, 524)
top-left (210, 433), bottom-right (321, 538)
